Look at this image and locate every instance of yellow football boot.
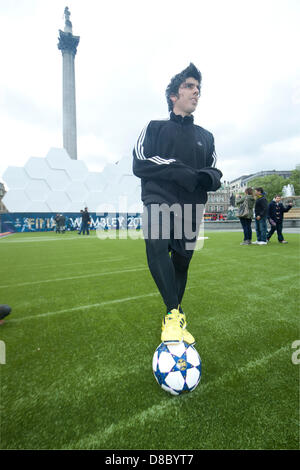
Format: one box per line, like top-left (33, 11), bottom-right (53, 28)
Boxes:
top-left (177, 308), bottom-right (195, 345)
top-left (161, 309), bottom-right (183, 344)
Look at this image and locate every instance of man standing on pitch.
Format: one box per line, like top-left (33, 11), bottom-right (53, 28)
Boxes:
top-left (133, 63), bottom-right (222, 345)
top-left (81, 207), bottom-right (91, 235)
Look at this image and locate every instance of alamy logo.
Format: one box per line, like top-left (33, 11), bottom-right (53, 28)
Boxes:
top-left (291, 340), bottom-right (300, 365)
top-left (96, 201), bottom-right (206, 252)
top-left (0, 340), bottom-right (6, 365)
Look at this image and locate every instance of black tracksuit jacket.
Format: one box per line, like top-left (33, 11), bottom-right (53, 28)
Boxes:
top-left (255, 196), bottom-right (268, 218)
top-left (132, 112), bottom-right (222, 207)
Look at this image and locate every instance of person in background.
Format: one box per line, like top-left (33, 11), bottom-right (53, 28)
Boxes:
top-left (236, 187), bottom-right (255, 245)
top-left (267, 195), bottom-right (292, 244)
top-left (0, 305), bottom-right (11, 325)
top-left (78, 210), bottom-right (84, 234)
top-left (54, 214), bottom-right (60, 233)
top-left (59, 214), bottom-right (66, 233)
top-left (81, 207), bottom-right (91, 235)
top-left (253, 187), bottom-right (268, 245)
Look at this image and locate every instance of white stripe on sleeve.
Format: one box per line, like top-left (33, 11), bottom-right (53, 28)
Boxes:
top-left (134, 122), bottom-right (176, 165)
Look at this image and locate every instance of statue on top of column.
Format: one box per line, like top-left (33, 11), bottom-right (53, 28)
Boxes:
top-left (64, 7), bottom-right (72, 32)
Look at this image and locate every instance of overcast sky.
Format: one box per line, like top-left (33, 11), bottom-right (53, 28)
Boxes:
top-left (0, 0), bottom-right (299, 185)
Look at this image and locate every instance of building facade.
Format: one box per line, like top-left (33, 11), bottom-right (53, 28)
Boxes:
top-left (0, 182), bottom-right (7, 213)
top-left (205, 186), bottom-right (231, 219)
top-left (229, 170), bottom-right (292, 193)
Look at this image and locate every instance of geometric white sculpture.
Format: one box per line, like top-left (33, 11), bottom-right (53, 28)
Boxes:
top-left (25, 157), bottom-right (51, 179)
top-left (2, 189), bottom-right (31, 212)
top-left (46, 168), bottom-right (71, 191)
top-left (46, 147), bottom-right (72, 170)
top-left (27, 201), bottom-right (52, 213)
top-left (84, 191), bottom-right (105, 210)
top-left (65, 181), bottom-right (89, 203)
top-left (2, 167), bottom-right (30, 190)
top-left (25, 179), bottom-right (51, 201)
top-left (64, 159), bottom-right (89, 182)
top-left (2, 147), bottom-right (142, 213)
top-left (46, 190), bottom-right (71, 213)
top-left (84, 172), bottom-right (106, 192)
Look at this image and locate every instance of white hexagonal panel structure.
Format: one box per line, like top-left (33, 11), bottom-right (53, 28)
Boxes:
top-left (84, 191), bottom-right (105, 212)
top-left (25, 180), bottom-right (51, 201)
top-left (46, 191), bottom-right (71, 213)
top-left (2, 167), bottom-right (31, 190)
top-left (101, 163), bottom-right (119, 180)
top-left (2, 189), bottom-right (31, 212)
top-left (46, 147), bottom-right (72, 170)
top-left (27, 201), bottom-right (51, 212)
top-left (117, 175), bottom-right (139, 196)
top-left (64, 159), bottom-right (89, 182)
top-left (65, 181), bottom-right (89, 203)
top-left (1, 150), bottom-right (142, 214)
top-left (84, 172), bottom-right (106, 192)
top-left (46, 168), bottom-right (71, 191)
top-left (66, 202), bottom-right (85, 213)
top-left (25, 157), bottom-right (50, 179)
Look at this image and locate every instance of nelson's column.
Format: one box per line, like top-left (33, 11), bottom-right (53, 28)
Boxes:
top-left (57, 7), bottom-right (80, 160)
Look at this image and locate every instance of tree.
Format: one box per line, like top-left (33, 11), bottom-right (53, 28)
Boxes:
top-left (286, 169), bottom-right (300, 195)
top-left (247, 174), bottom-right (287, 202)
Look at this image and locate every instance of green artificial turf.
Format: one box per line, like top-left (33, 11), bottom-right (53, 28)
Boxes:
top-left (0, 230), bottom-right (299, 450)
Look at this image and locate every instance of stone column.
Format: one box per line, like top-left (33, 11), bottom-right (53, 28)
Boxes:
top-left (57, 8), bottom-right (80, 160)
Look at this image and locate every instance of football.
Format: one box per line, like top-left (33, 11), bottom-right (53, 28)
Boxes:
top-left (152, 342), bottom-right (201, 395)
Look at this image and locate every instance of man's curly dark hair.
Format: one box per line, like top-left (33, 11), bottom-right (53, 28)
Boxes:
top-left (165, 63), bottom-right (202, 112)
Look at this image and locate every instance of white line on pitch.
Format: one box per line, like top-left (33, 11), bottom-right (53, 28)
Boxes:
top-left (10, 291), bottom-right (161, 322)
top-left (6, 286), bottom-right (201, 323)
top-left (0, 266), bottom-right (147, 289)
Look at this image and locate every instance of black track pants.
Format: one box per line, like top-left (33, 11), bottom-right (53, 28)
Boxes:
top-left (145, 238), bottom-right (193, 312)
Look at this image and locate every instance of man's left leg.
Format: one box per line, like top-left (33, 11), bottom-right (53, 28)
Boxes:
top-left (267, 224), bottom-right (276, 241)
top-left (276, 222), bottom-right (284, 242)
top-left (260, 217), bottom-right (268, 243)
top-left (171, 250), bottom-right (193, 306)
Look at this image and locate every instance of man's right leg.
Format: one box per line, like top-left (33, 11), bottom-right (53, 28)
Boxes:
top-left (144, 237), bottom-right (184, 344)
top-left (267, 224), bottom-right (276, 241)
top-left (145, 238), bottom-right (178, 312)
top-left (276, 222), bottom-right (284, 242)
top-left (255, 219), bottom-right (261, 241)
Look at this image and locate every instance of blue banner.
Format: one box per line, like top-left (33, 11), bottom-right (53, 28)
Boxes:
top-left (0, 213), bottom-right (142, 233)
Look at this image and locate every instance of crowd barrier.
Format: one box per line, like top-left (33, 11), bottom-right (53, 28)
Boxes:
top-left (0, 213), bottom-right (142, 233)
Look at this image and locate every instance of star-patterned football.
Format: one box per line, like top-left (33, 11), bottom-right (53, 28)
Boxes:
top-left (152, 342), bottom-right (201, 395)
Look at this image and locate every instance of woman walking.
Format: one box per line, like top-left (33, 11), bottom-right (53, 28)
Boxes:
top-left (236, 188), bottom-right (255, 245)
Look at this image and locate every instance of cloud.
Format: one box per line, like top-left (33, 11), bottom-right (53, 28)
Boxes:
top-left (2, 90), bottom-right (60, 131)
top-left (0, 0), bottom-right (300, 185)
top-left (213, 78), bottom-right (300, 179)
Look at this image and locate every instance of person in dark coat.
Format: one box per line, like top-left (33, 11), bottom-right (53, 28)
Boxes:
top-left (78, 210), bottom-right (84, 234)
top-left (81, 207), bottom-right (91, 235)
top-left (253, 187), bottom-right (268, 245)
top-left (54, 214), bottom-right (60, 233)
top-left (267, 195), bottom-right (292, 243)
top-left (0, 305), bottom-right (11, 325)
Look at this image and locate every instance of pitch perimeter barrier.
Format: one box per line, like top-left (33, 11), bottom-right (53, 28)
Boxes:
top-left (1, 213), bottom-right (298, 234)
top-left (0, 213), bottom-right (142, 233)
